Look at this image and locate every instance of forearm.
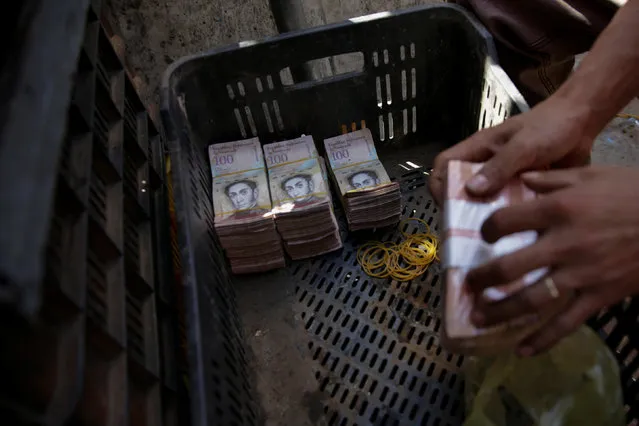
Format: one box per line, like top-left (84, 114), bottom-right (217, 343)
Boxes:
top-left (555, 0), bottom-right (639, 138)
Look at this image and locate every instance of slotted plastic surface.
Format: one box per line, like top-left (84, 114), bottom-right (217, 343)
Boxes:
top-left (94, 87), bottom-right (115, 151)
top-left (89, 172), bottom-right (108, 228)
top-left (124, 99), bottom-right (140, 137)
top-left (124, 153), bottom-right (139, 196)
top-left (87, 249), bottom-right (108, 327)
top-left (126, 291), bottom-right (146, 363)
top-left (124, 213), bottom-right (141, 270)
top-left (267, 147), bottom-right (461, 426)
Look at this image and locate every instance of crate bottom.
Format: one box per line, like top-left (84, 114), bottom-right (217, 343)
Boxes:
top-left (233, 141), bottom-right (462, 426)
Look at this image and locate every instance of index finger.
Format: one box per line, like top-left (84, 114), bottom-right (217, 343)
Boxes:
top-left (467, 197), bottom-right (564, 292)
top-left (466, 234), bottom-right (562, 293)
top-left (481, 196), bottom-right (561, 243)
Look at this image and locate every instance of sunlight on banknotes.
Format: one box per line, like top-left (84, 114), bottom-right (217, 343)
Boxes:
top-left (208, 138), bottom-right (285, 273)
top-left (264, 135), bottom-right (342, 260)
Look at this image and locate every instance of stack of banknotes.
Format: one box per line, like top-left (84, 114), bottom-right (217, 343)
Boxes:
top-left (442, 160), bottom-right (566, 354)
top-left (264, 135), bottom-right (342, 260)
top-left (324, 129), bottom-right (401, 231)
top-left (208, 138), bottom-right (285, 273)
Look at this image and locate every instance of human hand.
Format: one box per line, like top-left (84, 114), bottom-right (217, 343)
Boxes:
top-left (466, 166), bottom-right (639, 356)
top-left (429, 95), bottom-right (598, 205)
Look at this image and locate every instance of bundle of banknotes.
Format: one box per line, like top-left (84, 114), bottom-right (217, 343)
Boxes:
top-left (209, 138), bottom-right (286, 274)
top-left (324, 129), bottom-right (401, 231)
top-left (264, 135), bottom-right (342, 260)
top-left (442, 160), bottom-right (564, 354)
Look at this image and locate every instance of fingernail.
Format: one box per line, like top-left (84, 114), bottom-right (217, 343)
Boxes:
top-left (521, 171), bottom-right (540, 180)
top-left (471, 310), bottom-right (485, 326)
top-left (517, 346), bottom-right (535, 357)
top-left (466, 174), bottom-right (489, 193)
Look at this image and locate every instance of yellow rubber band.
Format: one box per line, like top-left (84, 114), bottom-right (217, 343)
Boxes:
top-left (357, 219), bottom-right (439, 282)
top-left (616, 113), bottom-right (639, 120)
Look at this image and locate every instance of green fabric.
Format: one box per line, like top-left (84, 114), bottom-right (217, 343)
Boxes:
top-left (464, 326), bottom-right (625, 426)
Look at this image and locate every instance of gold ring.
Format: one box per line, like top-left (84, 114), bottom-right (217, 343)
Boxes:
top-left (544, 276), bottom-right (560, 299)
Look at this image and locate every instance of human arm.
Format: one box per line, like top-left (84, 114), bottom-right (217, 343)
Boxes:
top-left (429, 0), bottom-right (639, 204)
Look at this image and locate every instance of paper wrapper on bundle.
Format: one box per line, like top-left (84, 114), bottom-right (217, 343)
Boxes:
top-left (441, 161), bottom-right (568, 355)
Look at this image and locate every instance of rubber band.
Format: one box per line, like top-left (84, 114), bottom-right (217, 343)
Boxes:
top-left (357, 218), bottom-right (439, 282)
top-left (616, 113), bottom-right (639, 120)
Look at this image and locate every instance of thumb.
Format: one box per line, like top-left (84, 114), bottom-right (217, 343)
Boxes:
top-left (521, 168), bottom-right (586, 193)
top-left (465, 141), bottom-right (532, 196)
top-left (430, 125), bottom-right (514, 205)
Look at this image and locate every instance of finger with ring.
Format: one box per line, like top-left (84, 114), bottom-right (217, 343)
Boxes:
top-left (471, 274), bottom-right (569, 328)
top-left (544, 276), bottom-right (560, 299)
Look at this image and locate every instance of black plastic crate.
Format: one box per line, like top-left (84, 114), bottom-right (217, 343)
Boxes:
top-left (0, 3), bottom-right (182, 425)
top-left (161, 4), bottom-right (639, 426)
top-left (0, 0), bottom-right (91, 316)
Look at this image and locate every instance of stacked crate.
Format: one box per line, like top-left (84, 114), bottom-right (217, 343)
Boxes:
top-left (0, 2), bottom-right (184, 425)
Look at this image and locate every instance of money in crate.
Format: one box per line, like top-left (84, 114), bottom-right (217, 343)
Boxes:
top-left (264, 135), bottom-right (342, 260)
top-left (208, 138), bottom-right (285, 273)
top-left (324, 129), bottom-right (401, 231)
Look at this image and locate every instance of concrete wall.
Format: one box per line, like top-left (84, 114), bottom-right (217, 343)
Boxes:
top-left (106, 0), bottom-right (444, 106)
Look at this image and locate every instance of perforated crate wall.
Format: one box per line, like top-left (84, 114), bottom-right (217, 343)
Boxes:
top-left (0, 3), bottom-right (181, 425)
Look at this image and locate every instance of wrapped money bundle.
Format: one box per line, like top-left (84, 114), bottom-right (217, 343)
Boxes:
top-left (209, 138), bottom-right (285, 274)
top-left (324, 129), bottom-right (401, 231)
top-left (264, 135), bottom-right (342, 260)
top-left (442, 160), bottom-right (567, 354)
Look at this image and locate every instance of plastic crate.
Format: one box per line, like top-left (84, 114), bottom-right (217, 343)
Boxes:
top-left (0, 0), bottom-right (92, 316)
top-left (0, 4), bottom-right (185, 426)
top-left (161, 4), bottom-right (639, 426)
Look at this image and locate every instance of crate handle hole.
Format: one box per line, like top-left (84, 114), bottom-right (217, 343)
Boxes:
top-left (279, 52), bottom-right (364, 87)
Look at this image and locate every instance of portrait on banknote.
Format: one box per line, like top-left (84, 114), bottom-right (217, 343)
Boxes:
top-left (213, 172), bottom-right (271, 220)
top-left (225, 179), bottom-right (259, 211)
top-left (347, 169), bottom-right (380, 190)
top-left (280, 174), bottom-right (320, 207)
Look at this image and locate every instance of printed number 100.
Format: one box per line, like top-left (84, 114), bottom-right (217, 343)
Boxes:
top-left (331, 149), bottom-right (350, 161)
top-left (214, 155), bottom-right (233, 166)
top-left (267, 153), bottom-right (288, 166)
